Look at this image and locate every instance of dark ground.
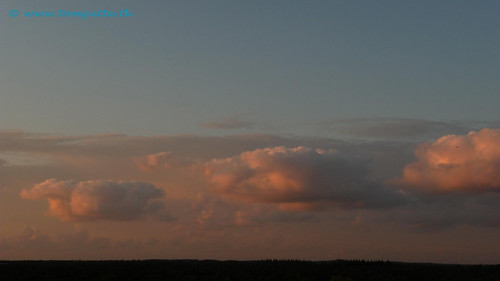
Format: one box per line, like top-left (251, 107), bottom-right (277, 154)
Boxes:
top-left (1, 259), bottom-right (499, 281)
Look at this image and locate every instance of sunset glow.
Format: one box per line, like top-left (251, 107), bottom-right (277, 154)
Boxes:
top-left (1, 1), bottom-right (500, 264)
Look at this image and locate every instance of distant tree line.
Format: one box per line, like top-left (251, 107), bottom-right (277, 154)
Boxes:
top-left (0, 259), bottom-right (499, 281)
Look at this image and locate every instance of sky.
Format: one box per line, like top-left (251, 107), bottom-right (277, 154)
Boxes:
top-left (1, 0), bottom-right (500, 263)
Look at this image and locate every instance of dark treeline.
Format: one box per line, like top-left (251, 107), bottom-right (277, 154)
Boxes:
top-left (1, 259), bottom-right (500, 281)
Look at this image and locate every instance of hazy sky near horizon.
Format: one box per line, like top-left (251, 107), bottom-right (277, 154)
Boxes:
top-left (1, 0), bottom-right (500, 263)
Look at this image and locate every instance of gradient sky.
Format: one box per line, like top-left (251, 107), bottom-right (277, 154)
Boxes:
top-left (1, 0), bottom-right (500, 263)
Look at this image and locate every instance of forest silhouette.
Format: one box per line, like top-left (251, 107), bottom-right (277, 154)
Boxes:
top-left (1, 259), bottom-right (500, 281)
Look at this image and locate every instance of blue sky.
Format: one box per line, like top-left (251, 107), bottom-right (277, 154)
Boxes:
top-left (1, 0), bottom-right (499, 135)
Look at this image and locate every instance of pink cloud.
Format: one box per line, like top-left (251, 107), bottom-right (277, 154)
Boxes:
top-left (136, 152), bottom-right (174, 171)
top-left (135, 151), bottom-right (197, 172)
top-left (21, 179), bottom-right (165, 221)
top-left (395, 128), bottom-right (500, 192)
top-left (204, 146), bottom-right (401, 209)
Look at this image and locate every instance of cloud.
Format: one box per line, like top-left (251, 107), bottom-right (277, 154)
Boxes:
top-left (135, 152), bottom-right (174, 171)
top-left (204, 146), bottom-right (404, 210)
top-left (0, 226), bottom-right (163, 260)
top-left (200, 118), bottom-right (255, 130)
top-left (21, 179), bottom-right (165, 221)
top-left (394, 128), bottom-right (500, 192)
top-left (135, 151), bottom-right (197, 172)
top-left (233, 206), bottom-right (317, 226)
top-left (0, 130), bottom-right (307, 160)
top-left (320, 118), bottom-right (469, 140)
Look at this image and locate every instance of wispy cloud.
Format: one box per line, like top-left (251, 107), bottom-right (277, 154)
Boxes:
top-left (319, 118), bottom-right (470, 140)
top-left (200, 117), bottom-right (255, 130)
top-left (199, 117), bottom-right (274, 131)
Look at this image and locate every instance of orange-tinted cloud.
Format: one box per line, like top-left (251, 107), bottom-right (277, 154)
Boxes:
top-left (0, 226), bottom-right (164, 260)
top-left (395, 128), bottom-right (500, 192)
top-left (135, 151), bottom-right (198, 172)
top-left (21, 179), bottom-right (165, 221)
top-left (135, 152), bottom-right (174, 171)
top-left (204, 146), bottom-right (402, 209)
